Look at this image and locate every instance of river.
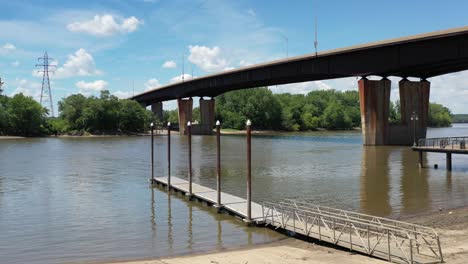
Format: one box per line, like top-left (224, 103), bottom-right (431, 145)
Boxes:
top-left (1, 124), bottom-right (468, 264)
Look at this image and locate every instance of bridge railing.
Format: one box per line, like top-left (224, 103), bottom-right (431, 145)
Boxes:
top-left (418, 137), bottom-right (468, 149)
top-left (262, 199), bottom-right (443, 264)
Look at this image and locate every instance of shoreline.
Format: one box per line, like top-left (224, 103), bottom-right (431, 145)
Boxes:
top-left (93, 206), bottom-right (468, 264)
top-left (0, 136), bottom-right (25, 139)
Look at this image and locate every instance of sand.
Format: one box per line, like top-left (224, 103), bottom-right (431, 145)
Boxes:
top-left (94, 207), bottom-right (468, 264)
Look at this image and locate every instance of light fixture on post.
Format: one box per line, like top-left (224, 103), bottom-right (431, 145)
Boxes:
top-left (410, 112), bottom-right (419, 146)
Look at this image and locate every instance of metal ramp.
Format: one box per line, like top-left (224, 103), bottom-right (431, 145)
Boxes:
top-left (262, 199), bottom-right (443, 264)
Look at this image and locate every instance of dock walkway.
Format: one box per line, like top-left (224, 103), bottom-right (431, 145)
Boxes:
top-left (151, 175), bottom-right (443, 264)
top-left (151, 176), bottom-right (265, 223)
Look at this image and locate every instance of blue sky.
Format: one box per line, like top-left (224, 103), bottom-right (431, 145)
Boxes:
top-left (1, 0), bottom-right (468, 114)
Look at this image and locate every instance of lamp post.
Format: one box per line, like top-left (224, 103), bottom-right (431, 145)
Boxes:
top-left (150, 122), bottom-right (154, 184)
top-left (216, 120), bottom-right (221, 208)
top-left (246, 119), bottom-right (252, 222)
top-left (411, 111), bottom-right (419, 146)
top-left (167, 122), bottom-right (171, 190)
top-left (187, 121), bottom-right (192, 196)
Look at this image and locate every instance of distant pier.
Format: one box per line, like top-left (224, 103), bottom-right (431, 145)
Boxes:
top-left (413, 136), bottom-right (468, 170)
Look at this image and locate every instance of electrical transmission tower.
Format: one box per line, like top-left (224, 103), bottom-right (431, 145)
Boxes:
top-left (36, 52), bottom-right (56, 117)
top-left (0, 77), bottom-right (4, 94)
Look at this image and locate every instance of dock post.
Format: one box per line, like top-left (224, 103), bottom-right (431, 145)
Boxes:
top-left (216, 120), bottom-right (222, 208)
top-left (246, 119), bottom-right (252, 223)
top-left (150, 122), bottom-right (155, 185)
top-left (167, 122), bottom-right (171, 190)
top-left (188, 121), bottom-right (193, 196)
top-left (446, 153), bottom-right (452, 171)
top-left (418, 151), bottom-right (423, 168)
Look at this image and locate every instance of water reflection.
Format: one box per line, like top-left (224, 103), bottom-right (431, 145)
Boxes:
top-left (167, 192), bottom-right (173, 255)
top-left (400, 149), bottom-right (430, 214)
top-left (360, 146), bottom-right (392, 216)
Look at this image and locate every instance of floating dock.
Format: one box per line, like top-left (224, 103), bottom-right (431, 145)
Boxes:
top-left (151, 175), bottom-right (443, 264)
top-left (151, 176), bottom-right (265, 223)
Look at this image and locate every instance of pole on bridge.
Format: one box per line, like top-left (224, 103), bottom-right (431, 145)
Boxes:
top-left (216, 120), bottom-right (222, 208)
top-left (246, 119), bottom-right (252, 223)
top-left (167, 122), bottom-right (171, 190)
top-left (187, 121), bottom-right (193, 196)
top-left (150, 122), bottom-right (155, 185)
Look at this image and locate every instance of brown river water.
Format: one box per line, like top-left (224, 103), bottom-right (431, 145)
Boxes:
top-left (1, 124), bottom-right (468, 264)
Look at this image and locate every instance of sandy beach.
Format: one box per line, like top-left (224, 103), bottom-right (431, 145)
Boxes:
top-left (92, 207), bottom-right (468, 264)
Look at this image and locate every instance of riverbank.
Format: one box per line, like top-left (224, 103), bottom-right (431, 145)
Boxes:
top-left (0, 136), bottom-right (25, 139)
top-left (96, 207), bottom-right (468, 264)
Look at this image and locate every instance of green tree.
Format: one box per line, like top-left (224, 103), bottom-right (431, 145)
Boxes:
top-left (5, 93), bottom-right (48, 136)
top-left (216, 88), bottom-right (282, 130)
top-left (321, 101), bottom-right (352, 130)
top-left (429, 103), bottom-right (452, 127)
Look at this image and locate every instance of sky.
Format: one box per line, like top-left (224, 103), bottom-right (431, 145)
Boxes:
top-left (1, 0), bottom-right (468, 114)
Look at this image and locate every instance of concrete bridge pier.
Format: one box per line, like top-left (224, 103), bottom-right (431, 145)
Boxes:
top-left (198, 98), bottom-right (215, 135)
top-left (178, 98), bottom-right (193, 135)
top-left (399, 79), bottom-right (430, 144)
top-left (358, 78), bottom-right (391, 145)
top-left (151, 102), bottom-right (163, 121)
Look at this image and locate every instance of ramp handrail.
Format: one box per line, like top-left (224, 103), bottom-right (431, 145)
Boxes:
top-left (262, 200), bottom-right (443, 264)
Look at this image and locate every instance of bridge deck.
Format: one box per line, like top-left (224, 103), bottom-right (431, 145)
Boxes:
top-left (151, 176), bottom-right (265, 223)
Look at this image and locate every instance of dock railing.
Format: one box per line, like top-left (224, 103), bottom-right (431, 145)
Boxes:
top-left (262, 199), bottom-right (443, 264)
top-left (418, 136), bottom-right (468, 149)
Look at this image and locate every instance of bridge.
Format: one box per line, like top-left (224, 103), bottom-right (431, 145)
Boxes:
top-left (132, 26), bottom-right (468, 145)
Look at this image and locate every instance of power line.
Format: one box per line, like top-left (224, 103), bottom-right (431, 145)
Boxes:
top-left (35, 51), bottom-right (56, 117)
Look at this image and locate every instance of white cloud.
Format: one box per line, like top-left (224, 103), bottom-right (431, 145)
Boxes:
top-left (239, 60), bottom-right (252, 67)
top-left (10, 79), bottom-right (41, 100)
top-left (44, 48), bottom-right (102, 79)
top-left (170, 74), bottom-right (193, 83)
top-left (247, 9), bottom-right (256, 17)
top-left (67, 15), bottom-right (143, 37)
top-left (2, 43), bottom-right (16, 50)
top-left (269, 81), bottom-right (333, 94)
top-left (76, 80), bottom-right (108, 94)
top-left (429, 70), bottom-right (468, 114)
top-left (113, 90), bottom-right (132, 99)
top-left (11, 60), bottom-right (20, 67)
top-left (162, 60), bottom-right (177, 68)
top-left (144, 78), bottom-right (161, 90)
top-left (188, 45), bottom-right (230, 73)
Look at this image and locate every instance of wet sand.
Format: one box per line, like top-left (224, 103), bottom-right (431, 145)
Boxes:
top-left (95, 207), bottom-right (468, 264)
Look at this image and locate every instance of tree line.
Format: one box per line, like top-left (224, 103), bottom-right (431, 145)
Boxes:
top-left (0, 88), bottom-right (454, 136)
top-left (0, 90), bottom-right (152, 136)
top-left (165, 88), bottom-right (453, 131)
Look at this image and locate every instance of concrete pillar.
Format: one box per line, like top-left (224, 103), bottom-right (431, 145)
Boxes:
top-left (199, 98), bottom-right (215, 135)
top-left (399, 79), bottom-right (430, 143)
top-left (358, 78), bottom-right (391, 145)
top-left (418, 151), bottom-right (424, 168)
top-left (446, 153), bottom-right (452, 171)
top-left (177, 98), bottom-right (193, 135)
top-left (151, 102), bottom-right (163, 121)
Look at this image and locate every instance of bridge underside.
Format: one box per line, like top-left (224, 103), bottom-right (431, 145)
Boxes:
top-left (133, 26), bottom-right (468, 145)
